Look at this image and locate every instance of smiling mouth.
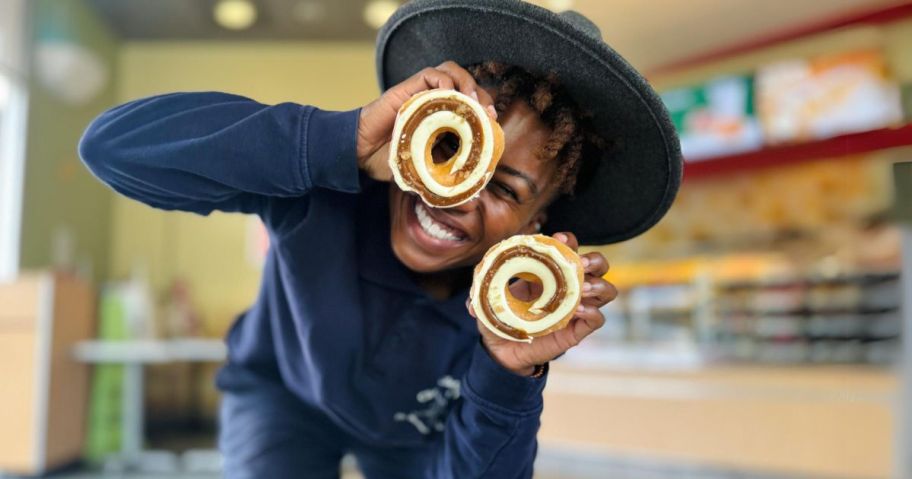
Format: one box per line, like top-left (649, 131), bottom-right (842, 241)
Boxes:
top-left (413, 199), bottom-right (467, 242)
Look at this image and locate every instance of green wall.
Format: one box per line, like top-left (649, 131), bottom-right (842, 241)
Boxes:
top-left (19, 0), bottom-right (119, 280)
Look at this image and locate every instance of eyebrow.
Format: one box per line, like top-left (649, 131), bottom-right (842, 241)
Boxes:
top-left (496, 165), bottom-right (540, 197)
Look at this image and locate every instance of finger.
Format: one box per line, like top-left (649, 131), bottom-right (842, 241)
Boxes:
top-left (581, 252), bottom-right (609, 277)
top-left (508, 278), bottom-right (542, 301)
top-left (552, 232), bottom-right (579, 252)
top-left (571, 305), bottom-right (605, 342)
top-left (435, 61), bottom-right (479, 99)
top-left (399, 67), bottom-right (454, 98)
top-left (474, 87), bottom-right (498, 119)
top-left (546, 305), bottom-right (604, 352)
top-left (581, 278), bottom-right (618, 307)
top-left (465, 298), bottom-right (477, 318)
top-left (383, 68), bottom-right (455, 117)
top-left (419, 67), bottom-right (455, 91)
top-left (433, 62), bottom-right (499, 120)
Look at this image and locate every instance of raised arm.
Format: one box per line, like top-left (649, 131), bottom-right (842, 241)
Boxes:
top-left (78, 91), bottom-right (360, 222)
top-left (79, 61), bottom-right (498, 228)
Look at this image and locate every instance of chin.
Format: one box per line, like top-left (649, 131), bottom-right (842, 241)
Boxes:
top-left (389, 189), bottom-right (476, 273)
top-left (390, 239), bottom-right (444, 273)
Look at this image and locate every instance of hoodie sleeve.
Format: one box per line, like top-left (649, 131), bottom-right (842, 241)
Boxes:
top-left (78, 91), bottom-right (361, 228)
top-left (430, 342), bottom-right (546, 478)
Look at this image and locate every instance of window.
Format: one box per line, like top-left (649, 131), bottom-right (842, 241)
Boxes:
top-left (0, 0), bottom-right (28, 281)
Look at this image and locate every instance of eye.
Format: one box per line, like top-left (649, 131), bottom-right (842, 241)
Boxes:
top-left (435, 132), bottom-right (460, 158)
top-left (489, 180), bottom-right (519, 202)
top-left (444, 134), bottom-right (460, 153)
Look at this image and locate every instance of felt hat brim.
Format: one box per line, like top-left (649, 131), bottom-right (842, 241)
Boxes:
top-left (376, 0), bottom-right (683, 245)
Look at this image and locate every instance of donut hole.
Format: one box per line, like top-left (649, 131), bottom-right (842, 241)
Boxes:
top-left (431, 130), bottom-right (461, 165)
top-left (506, 273), bottom-right (544, 303)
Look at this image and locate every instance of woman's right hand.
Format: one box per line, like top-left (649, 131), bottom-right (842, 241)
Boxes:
top-left (356, 61), bottom-right (498, 182)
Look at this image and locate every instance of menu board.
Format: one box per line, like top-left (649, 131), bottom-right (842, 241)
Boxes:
top-left (661, 75), bottom-right (764, 162)
top-left (756, 50), bottom-right (903, 144)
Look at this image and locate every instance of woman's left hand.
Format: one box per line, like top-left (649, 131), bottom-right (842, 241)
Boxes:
top-left (468, 232), bottom-right (618, 376)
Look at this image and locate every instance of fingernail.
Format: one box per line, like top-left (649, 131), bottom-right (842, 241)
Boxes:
top-left (577, 305), bottom-right (585, 312)
top-left (583, 282), bottom-right (592, 292)
top-left (582, 257), bottom-right (590, 268)
top-left (471, 90), bottom-right (479, 101)
top-left (486, 104), bottom-right (498, 119)
top-left (555, 233), bottom-right (567, 243)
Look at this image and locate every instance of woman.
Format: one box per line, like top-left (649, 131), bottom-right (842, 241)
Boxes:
top-left (79, 1), bottom-right (681, 478)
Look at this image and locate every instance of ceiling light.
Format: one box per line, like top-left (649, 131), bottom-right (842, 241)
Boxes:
top-left (522, 0), bottom-right (574, 12)
top-left (364, 0), bottom-right (399, 30)
top-left (545, 0), bottom-right (574, 12)
top-left (214, 0), bottom-right (258, 31)
top-left (292, 1), bottom-right (326, 24)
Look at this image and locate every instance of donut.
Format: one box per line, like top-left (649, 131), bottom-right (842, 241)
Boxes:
top-left (388, 89), bottom-right (505, 207)
top-left (470, 235), bottom-right (584, 343)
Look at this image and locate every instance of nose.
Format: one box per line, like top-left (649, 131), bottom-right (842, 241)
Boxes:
top-left (448, 194), bottom-right (481, 215)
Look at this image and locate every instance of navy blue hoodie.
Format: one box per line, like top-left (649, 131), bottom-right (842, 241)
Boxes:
top-left (79, 91), bottom-right (546, 478)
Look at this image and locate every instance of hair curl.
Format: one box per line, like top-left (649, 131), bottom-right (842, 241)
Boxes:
top-left (467, 61), bottom-right (605, 195)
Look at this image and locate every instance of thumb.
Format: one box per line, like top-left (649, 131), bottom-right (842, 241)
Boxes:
top-left (465, 298), bottom-right (477, 318)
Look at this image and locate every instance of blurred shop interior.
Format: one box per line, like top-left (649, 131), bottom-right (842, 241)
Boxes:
top-left (1, 0), bottom-right (912, 478)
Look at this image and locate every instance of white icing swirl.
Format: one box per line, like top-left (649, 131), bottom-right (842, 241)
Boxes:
top-left (471, 235), bottom-right (582, 343)
top-left (389, 90), bottom-right (496, 203)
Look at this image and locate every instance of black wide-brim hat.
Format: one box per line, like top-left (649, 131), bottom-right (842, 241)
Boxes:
top-left (376, 0), bottom-right (683, 245)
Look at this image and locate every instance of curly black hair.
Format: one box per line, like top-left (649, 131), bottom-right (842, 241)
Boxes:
top-left (467, 61), bottom-right (605, 195)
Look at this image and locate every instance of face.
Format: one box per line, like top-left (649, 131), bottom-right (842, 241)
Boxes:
top-left (389, 88), bottom-right (561, 273)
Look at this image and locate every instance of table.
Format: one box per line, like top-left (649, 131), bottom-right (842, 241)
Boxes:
top-left (72, 339), bottom-right (227, 472)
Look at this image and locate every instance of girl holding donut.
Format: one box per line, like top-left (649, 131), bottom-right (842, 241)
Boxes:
top-left (79, 1), bottom-right (681, 478)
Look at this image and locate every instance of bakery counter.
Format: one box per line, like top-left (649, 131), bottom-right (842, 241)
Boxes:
top-left (539, 363), bottom-right (897, 478)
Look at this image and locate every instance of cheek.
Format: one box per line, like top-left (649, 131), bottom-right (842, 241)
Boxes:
top-left (390, 189), bottom-right (408, 221)
top-left (479, 200), bottom-right (528, 240)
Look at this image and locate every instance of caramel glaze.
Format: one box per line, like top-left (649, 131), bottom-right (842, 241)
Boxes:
top-left (478, 246), bottom-right (568, 340)
top-left (395, 98), bottom-right (488, 206)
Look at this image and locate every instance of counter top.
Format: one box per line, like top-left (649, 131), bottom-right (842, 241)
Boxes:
top-left (540, 363), bottom-right (897, 478)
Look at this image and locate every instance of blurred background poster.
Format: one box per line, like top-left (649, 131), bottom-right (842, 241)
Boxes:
top-left (757, 49), bottom-right (903, 143)
top-left (661, 75), bottom-right (764, 161)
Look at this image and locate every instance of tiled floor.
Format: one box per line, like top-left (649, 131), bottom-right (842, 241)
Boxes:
top-left (11, 437), bottom-right (816, 479)
top-left (27, 452), bottom-right (816, 479)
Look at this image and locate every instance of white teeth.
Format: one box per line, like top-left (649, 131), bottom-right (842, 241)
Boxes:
top-left (414, 202), bottom-right (460, 241)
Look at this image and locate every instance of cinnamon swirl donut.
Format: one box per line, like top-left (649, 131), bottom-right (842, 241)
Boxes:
top-left (470, 235), bottom-right (584, 343)
top-left (388, 89), bottom-right (504, 207)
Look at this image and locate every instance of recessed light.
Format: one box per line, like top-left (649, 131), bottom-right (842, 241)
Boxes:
top-left (522, 0), bottom-right (575, 12)
top-left (545, 0), bottom-right (574, 12)
top-left (363, 0), bottom-right (399, 30)
top-left (293, 1), bottom-right (326, 24)
top-left (214, 0), bottom-right (258, 31)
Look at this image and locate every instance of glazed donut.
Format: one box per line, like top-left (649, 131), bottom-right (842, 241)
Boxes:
top-left (470, 235), bottom-right (584, 343)
top-left (388, 89), bottom-right (504, 207)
